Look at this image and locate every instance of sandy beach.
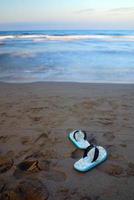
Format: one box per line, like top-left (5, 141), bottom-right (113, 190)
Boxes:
top-left (0, 82), bottom-right (134, 200)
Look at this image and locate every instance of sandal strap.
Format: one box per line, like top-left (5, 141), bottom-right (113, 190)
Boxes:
top-left (73, 130), bottom-right (87, 141)
top-left (83, 144), bottom-right (99, 162)
top-left (83, 144), bottom-right (94, 158)
top-left (92, 147), bottom-right (99, 162)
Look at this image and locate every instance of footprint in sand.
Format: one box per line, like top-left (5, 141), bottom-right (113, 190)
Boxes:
top-left (109, 154), bottom-right (124, 161)
top-left (0, 156), bottom-right (14, 174)
top-left (120, 143), bottom-right (127, 148)
top-left (88, 133), bottom-right (97, 144)
top-left (0, 178), bottom-right (49, 200)
top-left (80, 197), bottom-right (92, 200)
top-left (25, 151), bottom-right (45, 159)
top-left (98, 118), bottom-right (114, 126)
top-left (98, 163), bottom-right (124, 177)
top-left (45, 170), bottom-right (66, 182)
top-left (103, 132), bottom-right (115, 141)
top-left (0, 136), bottom-right (9, 143)
top-left (14, 158), bottom-right (53, 179)
top-left (126, 162), bottom-right (134, 176)
top-left (56, 187), bottom-right (70, 199)
top-left (29, 116), bottom-right (43, 122)
top-left (14, 159), bottom-right (41, 179)
top-left (71, 149), bottom-right (83, 159)
top-left (105, 144), bottom-right (124, 161)
top-left (34, 132), bottom-right (49, 143)
top-left (39, 160), bottom-right (51, 171)
top-left (21, 136), bottom-right (31, 145)
top-left (17, 160), bottom-right (40, 172)
top-left (30, 107), bottom-right (44, 113)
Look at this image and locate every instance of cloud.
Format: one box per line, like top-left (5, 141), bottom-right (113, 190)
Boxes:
top-left (109, 7), bottom-right (134, 13)
top-left (74, 8), bottom-right (95, 14)
top-left (74, 6), bottom-right (134, 17)
top-left (74, 7), bottom-right (134, 15)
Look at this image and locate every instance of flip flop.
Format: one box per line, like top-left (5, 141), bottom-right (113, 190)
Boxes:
top-left (68, 130), bottom-right (90, 149)
top-left (74, 144), bottom-right (107, 172)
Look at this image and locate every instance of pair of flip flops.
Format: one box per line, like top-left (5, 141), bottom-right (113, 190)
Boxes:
top-left (69, 130), bottom-right (107, 172)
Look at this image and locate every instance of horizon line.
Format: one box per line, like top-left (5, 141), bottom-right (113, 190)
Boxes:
top-left (0, 28), bottom-right (134, 32)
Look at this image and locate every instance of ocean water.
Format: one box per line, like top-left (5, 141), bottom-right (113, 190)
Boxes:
top-left (0, 30), bottom-right (134, 83)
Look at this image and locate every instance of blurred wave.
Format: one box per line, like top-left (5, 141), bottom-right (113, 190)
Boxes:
top-left (0, 30), bottom-right (134, 83)
top-left (0, 34), bottom-right (134, 42)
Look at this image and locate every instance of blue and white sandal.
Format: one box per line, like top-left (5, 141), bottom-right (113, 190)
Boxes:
top-left (74, 144), bottom-right (107, 172)
top-left (69, 130), bottom-right (90, 149)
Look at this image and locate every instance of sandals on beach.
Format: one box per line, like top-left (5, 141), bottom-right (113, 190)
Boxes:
top-left (68, 130), bottom-right (90, 149)
top-left (68, 130), bottom-right (107, 172)
top-left (74, 144), bottom-right (107, 172)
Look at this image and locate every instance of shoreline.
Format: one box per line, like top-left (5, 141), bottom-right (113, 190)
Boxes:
top-left (1, 81), bottom-right (134, 85)
top-left (0, 82), bottom-right (134, 200)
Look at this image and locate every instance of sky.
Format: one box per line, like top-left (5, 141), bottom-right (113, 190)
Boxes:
top-left (0, 0), bottom-right (134, 30)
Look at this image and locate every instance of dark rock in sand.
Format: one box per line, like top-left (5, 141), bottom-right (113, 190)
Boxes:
top-left (0, 178), bottom-right (49, 200)
top-left (0, 156), bottom-right (14, 173)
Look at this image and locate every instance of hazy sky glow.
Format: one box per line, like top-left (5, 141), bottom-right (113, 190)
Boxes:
top-left (0, 0), bottom-right (134, 30)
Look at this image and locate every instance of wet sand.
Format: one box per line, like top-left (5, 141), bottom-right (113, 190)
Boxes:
top-left (0, 82), bottom-right (134, 200)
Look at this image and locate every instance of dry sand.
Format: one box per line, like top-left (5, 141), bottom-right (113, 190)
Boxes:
top-left (0, 82), bottom-right (134, 200)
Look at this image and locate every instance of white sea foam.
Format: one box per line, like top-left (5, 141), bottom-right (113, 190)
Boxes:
top-left (0, 34), bottom-right (45, 40)
top-left (17, 34), bottom-right (45, 39)
top-left (0, 35), bottom-right (15, 40)
top-left (0, 34), bottom-right (134, 41)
